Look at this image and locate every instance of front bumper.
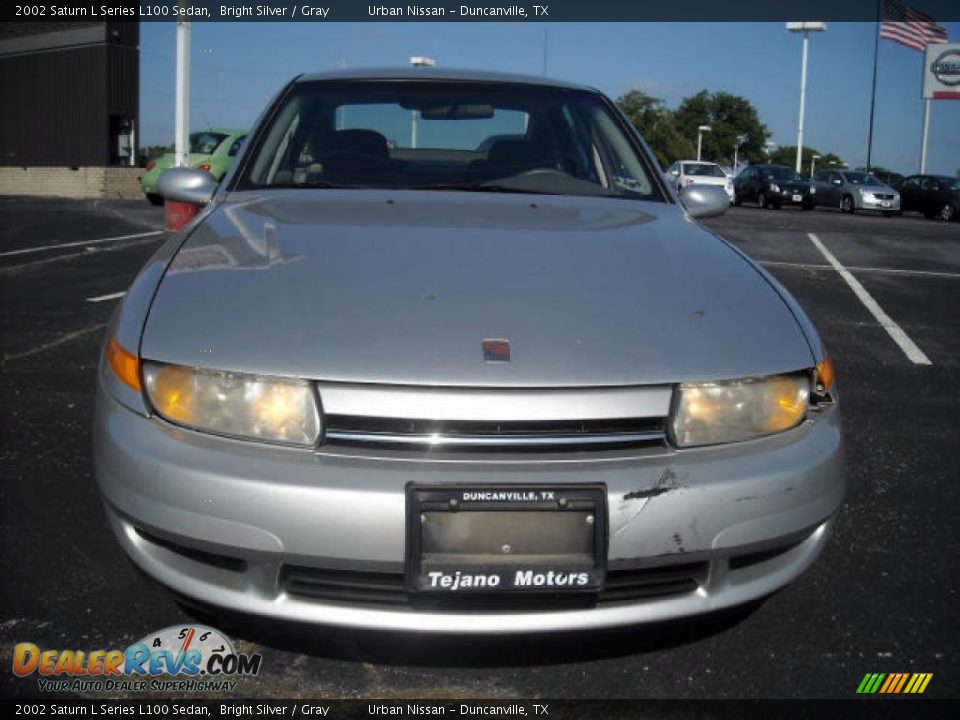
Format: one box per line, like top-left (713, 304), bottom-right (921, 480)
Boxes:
top-left (856, 194), bottom-right (901, 212)
top-left (94, 385), bottom-right (845, 634)
top-left (777, 190), bottom-right (813, 206)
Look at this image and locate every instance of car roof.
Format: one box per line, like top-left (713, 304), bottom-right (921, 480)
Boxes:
top-left (295, 66), bottom-right (595, 92)
top-left (678, 160), bottom-right (720, 165)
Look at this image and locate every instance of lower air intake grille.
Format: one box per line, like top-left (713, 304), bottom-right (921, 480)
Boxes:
top-left (281, 563), bottom-right (705, 610)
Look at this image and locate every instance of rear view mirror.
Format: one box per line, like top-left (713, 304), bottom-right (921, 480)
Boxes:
top-left (157, 167), bottom-right (217, 206)
top-left (420, 104), bottom-right (495, 120)
top-left (680, 184), bottom-right (728, 219)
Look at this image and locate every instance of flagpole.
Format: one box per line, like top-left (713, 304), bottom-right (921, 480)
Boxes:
top-left (920, 97), bottom-right (931, 173)
top-left (865, 0), bottom-right (881, 172)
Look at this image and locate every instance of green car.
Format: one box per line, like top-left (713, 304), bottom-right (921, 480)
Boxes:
top-left (140, 129), bottom-right (246, 205)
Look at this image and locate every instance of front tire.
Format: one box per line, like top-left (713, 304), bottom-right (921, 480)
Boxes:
top-left (757, 191), bottom-right (767, 209)
top-left (733, 194), bottom-right (742, 207)
top-left (841, 195), bottom-right (855, 214)
top-left (937, 203), bottom-right (956, 221)
top-left (146, 193), bottom-right (164, 206)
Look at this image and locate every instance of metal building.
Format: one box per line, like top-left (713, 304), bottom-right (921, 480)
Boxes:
top-left (0, 22), bottom-right (139, 167)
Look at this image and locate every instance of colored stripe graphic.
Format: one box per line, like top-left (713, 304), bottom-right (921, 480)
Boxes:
top-left (858, 673), bottom-right (932, 694)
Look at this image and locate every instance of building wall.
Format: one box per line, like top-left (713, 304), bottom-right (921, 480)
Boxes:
top-left (0, 22), bottom-right (139, 168)
top-left (0, 167), bottom-right (143, 199)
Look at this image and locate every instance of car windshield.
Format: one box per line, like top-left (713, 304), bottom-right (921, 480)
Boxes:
top-left (947, 179), bottom-right (960, 191)
top-left (189, 132), bottom-right (228, 154)
top-left (844, 172), bottom-right (881, 185)
top-left (682, 163), bottom-right (726, 178)
top-left (763, 166), bottom-right (800, 181)
top-left (236, 80), bottom-right (661, 200)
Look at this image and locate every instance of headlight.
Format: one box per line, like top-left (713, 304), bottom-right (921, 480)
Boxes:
top-left (810, 187), bottom-right (816, 194)
top-left (670, 374), bottom-right (809, 447)
top-left (770, 183), bottom-right (781, 193)
top-left (143, 362), bottom-right (321, 446)
top-left (858, 188), bottom-right (867, 197)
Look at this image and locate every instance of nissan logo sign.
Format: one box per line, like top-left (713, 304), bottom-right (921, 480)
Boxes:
top-left (931, 49), bottom-right (960, 87)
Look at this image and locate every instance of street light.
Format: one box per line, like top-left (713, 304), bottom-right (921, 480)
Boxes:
top-left (810, 154), bottom-right (822, 177)
top-left (408, 56), bottom-right (436, 148)
top-left (733, 134), bottom-right (747, 174)
top-left (696, 125), bottom-right (711, 162)
top-left (786, 22), bottom-right (826, 174)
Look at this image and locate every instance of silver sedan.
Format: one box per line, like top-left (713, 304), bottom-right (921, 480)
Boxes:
top-left (812, 170), bottom-right (901, 215)
top-left (93, 68), bottom-right (844, 633)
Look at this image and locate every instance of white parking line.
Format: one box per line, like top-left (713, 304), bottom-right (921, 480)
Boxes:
top-left (86, 291), bottom-right (127, 303)
top-left (807, 233), bottom-right (932, 365)
top-left (761, 260), bottom-right (960, 279)
top-left (0, 230), bottom-right (163, 258)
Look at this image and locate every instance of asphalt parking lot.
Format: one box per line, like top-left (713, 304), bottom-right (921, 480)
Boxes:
top-left (1, 196), bottom-right (957, 700)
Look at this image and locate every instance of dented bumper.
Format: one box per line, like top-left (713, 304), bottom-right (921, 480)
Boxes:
top-left (94, 383), bottom-right (844, 633)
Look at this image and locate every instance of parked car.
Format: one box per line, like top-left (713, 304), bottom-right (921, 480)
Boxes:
top-left (871, 170), bottom-right (904, 191)
top-left (665, 160), bottom-right (735, 203)
top-left (811, 170), bottom-right (900, 216)
top-left (899, 174), bottom-right (960, 221)
top-left (95, 68), bottom-right (843, 633)
top-left (139, 129), bottom-right (246, 205)
top-left (733, 164), bottom-right (815, 209)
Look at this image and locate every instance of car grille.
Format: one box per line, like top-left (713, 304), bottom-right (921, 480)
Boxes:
top-left (322, 416), bottom-right (668, 451)
top-left (281, 563), bottom-right (705, 610)
top-left (873, 193), bottom-right (895, 200)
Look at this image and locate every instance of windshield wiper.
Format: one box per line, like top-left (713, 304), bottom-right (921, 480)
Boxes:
top-left (411, 182), bottom-right (551, 195)
top-left (266, 180), bottom-right (358, 189)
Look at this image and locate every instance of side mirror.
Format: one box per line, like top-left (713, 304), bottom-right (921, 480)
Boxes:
top-left (157, 167), bottom-right (217, 206)
top-left (680, 184), bottom-right (728, 219)
top-left (670, 169), bottom-right (680, 176)
top-left (832, 178), bottom-right (843, 185)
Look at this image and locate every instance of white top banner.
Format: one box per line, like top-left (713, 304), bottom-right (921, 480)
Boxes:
top-left (923, 43), bottom-right (960, 99)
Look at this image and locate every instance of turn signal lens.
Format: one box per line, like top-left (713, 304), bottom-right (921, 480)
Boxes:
top-left (196, 163), bottom-right (211, 171)
top-left (671, 374), bottom-right (810, 447)
top-left (816, 354), bottom-right (835, 394)
top-left (145, 161), bottom-right (156, 171)
top-left (107, 337), bottom-right (141, 391)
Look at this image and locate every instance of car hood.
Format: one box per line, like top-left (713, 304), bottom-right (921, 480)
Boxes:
top-left (857, 184), bottom-right (897, 194)
top-left (141, 190), bottom-right (814, 386)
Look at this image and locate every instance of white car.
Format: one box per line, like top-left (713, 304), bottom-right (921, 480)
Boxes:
top-left (666, 160), bottom-right (735, 204)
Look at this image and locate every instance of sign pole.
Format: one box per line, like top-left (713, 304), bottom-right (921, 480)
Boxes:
top-left (919, 98), bottom-right (931, 173)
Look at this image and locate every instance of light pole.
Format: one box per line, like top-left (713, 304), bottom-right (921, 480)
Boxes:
top-left (409, 56), bottom-right (436, 149)
top-left (786, 22), bottom-right (826, 174)
top-left (810, 154), bottom-right (821, 177)
top-left (174, 15), bottom-right (191, 168)
top-left (733, 134), bottom-right (747, 174)
top-left (696, 125), bottom-right (711, 162)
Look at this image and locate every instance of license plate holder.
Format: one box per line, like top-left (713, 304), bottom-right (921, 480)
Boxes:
top-left (792, 194), bottom-right (803, 202)
top-left (406, 485), bottom-right (607, 594)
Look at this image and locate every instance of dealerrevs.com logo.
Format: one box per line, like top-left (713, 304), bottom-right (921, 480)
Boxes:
top-left (13, 625), bottom-right (262, 693)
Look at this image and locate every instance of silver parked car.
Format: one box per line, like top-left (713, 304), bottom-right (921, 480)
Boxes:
top-left (665, 160), bottom-right (735, 204)
top-left (94, 69), bottom-right (844, 634)
top-left (812, 170), bottom-right (900, 215)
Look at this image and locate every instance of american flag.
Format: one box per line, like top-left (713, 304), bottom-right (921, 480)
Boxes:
top-left (880, 0), bottom-right (949, 51)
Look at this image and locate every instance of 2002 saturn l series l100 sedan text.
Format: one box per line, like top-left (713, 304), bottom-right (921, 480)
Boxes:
top-left (93, 68), bottom-right (844, 633)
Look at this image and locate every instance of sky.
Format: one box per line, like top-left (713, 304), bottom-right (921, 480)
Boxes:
top-left (140, 21), bottom-right (960, 176)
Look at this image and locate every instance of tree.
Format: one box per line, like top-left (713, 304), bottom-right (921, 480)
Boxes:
top-left (616, 89), bottom-right (694, 168)
top-left (767, 145), bottom-right (844, 175)
top-left (672, 90), bottom-right (770, 166)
